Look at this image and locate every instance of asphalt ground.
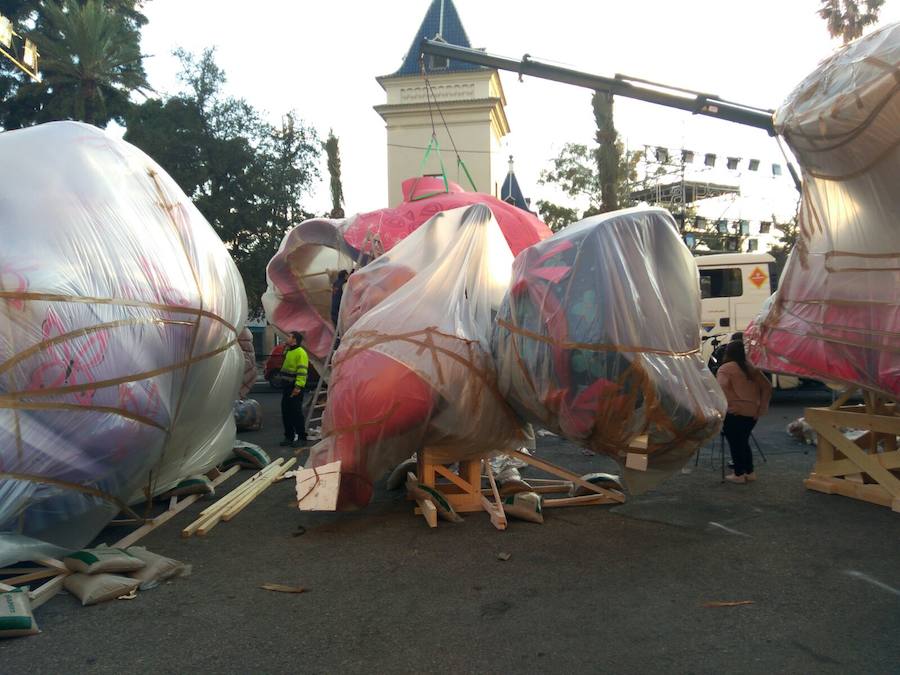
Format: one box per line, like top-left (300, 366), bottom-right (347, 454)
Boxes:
top-left (3, 386), bottom-right (899, 674)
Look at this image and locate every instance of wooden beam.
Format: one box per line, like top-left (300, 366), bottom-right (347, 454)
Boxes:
top-left (544, 494), bottom-right (619, 508)
top-left (116, 464), bottom-right (241, 548)
top-left (811, 419), bottom-right (900, 497)
top-left (508, 450), bottom-right (625, 503)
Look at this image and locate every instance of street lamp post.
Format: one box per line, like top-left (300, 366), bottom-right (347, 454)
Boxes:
top-left (0, 12), bottom-right (39, 80)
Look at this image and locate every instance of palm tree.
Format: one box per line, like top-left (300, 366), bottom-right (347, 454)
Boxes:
top-left (818, 0), bottom-right (885, 45)
top-left (324, 130), bottom-right (345, 218)
top-left (6, 0), bottom-right (150, 128)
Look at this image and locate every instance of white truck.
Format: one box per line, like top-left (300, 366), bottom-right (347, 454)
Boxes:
top-left (696, 252), bottom-right (800, 388)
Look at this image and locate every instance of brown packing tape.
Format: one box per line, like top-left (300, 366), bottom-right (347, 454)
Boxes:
top-left (1, 400), bottom-right (166, 431)
top-left (0, 317), bottom-right (195, 377)
top-left (335, 326), bottom-right (522, 428)
top-left (0, 339), bottom-right (237, 401)
top-left (496, 319), bottom-right (699, 357)
top-left (0, 291), bottom-right (237, 335)
top-left (0, 470), bottom-right (144, 522)
top-left (782, 76), bottom-right (900, 148)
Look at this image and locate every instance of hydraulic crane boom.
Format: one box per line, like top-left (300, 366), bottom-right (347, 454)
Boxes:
top-left (419, 39), bottom-right (776, 136)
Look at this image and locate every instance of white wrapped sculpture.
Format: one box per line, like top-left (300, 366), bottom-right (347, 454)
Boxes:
top-left (0, 122), bottom-right (246, 562)
top-left (746, 22), bottom-right (900, 398)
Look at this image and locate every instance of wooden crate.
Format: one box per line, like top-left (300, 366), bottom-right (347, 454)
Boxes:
top-left (804, 390), bottom-right (900, 513)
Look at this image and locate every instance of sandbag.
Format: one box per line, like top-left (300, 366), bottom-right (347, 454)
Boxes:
top-left (502, 491), bottom-right (543, 524)
top-left (64, 573), bottom-right (140, 606)
top-left (746, 23), bottom-right (900, 398)
top-left (231, 442), bottom-right (270, 470)
top-left (160, 475), bottom-right (214, 499)
top-left (126, 547), bottom-right (188, 590)
top-left (0, 588), bottom-right (39, 638)
top-left (308, 205), bottom-right (530, 509)
top-left (0, 121), bottom-right (246, 563)
top-left (492, 207), bottom-right (725, 493)
top-left (63, 547), bottom-right (145, 574)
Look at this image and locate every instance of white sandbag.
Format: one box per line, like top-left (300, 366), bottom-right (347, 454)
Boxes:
top-left (64, 573), bottom-right (140, 606)
top-left (63, 547), bottom-right (145, 574)
top-left (126, 547), bottom-right (188, 590)
top-left (0, 588), bottom-right (39, 638)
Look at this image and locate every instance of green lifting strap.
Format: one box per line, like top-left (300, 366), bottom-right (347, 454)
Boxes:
top-left (409, 134), bottom-right (478, 201)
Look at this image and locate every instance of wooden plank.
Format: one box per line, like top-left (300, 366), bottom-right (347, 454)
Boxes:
top-left (2, 567), bottom-right (59, 586)
top-left (482, 484), bottom-right (571, 496)
top-left (811, 419), bottom-right (900, 497)
top-left (434, 464), bottom-right (478, 494)
top-left (807, 407), bottom-right (900, 436)
top-left (626, 452), bottom-right (649, 471)
top-left (0, 582), bottom-right (15, 592)
top-left (544, 494), bottom-right (618, 508)
top-left (116, 464), bottom-right (241, 548)
top-left (415, 499), bottom-right (438, 528)
top-left (814, 450), bottom-right (900, 477)
top-left (28, 574), bottom-right (66, 609)
top-left (294, 459), bottom-right (339, 512)
top-left (483, 460), bottom-right (507, 531)
top-left (221, 458), bottom-right (297, 522)
top-left (508, 450), bottom-right (626, 503)
top-left (805, 475), bottom-right (894, 509)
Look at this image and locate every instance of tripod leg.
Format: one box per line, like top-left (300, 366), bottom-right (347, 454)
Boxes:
top-left (750, 432), bottom-right (767, 462)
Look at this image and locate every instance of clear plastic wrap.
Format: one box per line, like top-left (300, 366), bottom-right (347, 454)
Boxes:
top-left (0, 121), bottom-right (246, 563)
top-left (307, 204), bottom-right (530, 508)
top-left (746, 23), bottom-right (900, 397)
top-left (263, 177), bottom-right (551, 361)
top-left (237, 327), bottom-right (257, 399)
top-left (492, 207), bottom-right (726, 493)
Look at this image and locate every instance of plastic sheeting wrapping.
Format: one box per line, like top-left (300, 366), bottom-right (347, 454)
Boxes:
top-left (746, 23), bottom-right (900, 397)
top-left (237, 327), bottom-right (257, 399)
top-left (308, 204), bottom-right (530, 509)
top-left (0, 122), bottom-right (246, 564)
top-left (263, 177), bottom-right (551, 360)
top-left (492, 207), bottom-right (726, 493)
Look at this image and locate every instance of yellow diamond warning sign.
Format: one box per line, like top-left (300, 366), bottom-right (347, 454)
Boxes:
top-left (749, 266), bottom-right (768, 289)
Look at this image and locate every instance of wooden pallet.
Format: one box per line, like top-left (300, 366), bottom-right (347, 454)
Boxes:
top-left (804, 389), bottom-right (900, 513)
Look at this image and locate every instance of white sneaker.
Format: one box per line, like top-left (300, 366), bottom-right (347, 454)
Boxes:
top-left (724, 473), bottom-right (746, 484)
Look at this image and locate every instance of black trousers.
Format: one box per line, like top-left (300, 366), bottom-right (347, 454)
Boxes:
top-left (723, 413), bottom-right (757, 476)
top-left (281, 388), bottom-right (306, 441)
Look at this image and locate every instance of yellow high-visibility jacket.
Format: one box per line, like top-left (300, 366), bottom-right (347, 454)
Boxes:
top-left (280, 345), bottom-right (309, 389)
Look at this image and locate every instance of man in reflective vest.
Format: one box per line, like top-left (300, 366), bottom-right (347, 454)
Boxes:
top-left (279, 331), bottom-right (309, 447)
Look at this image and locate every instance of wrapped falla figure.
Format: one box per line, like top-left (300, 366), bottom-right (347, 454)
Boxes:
top-left (262, 177), bottom-right (551, 363)
top-left (307, 204), bottom-right (531, 509)
top-left (492, 206), bottom-right (726, 492)
top-left (745, 22), bottom-right (900, 398)
top-left (0, 122), bottom-right (246, 562)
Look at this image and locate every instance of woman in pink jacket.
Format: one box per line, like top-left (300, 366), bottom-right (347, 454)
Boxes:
top-left (716, 341), bottom-right (773, 484)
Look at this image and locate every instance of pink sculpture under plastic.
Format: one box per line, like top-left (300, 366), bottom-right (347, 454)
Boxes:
top-left (262, 177), bottom-right (551, 360)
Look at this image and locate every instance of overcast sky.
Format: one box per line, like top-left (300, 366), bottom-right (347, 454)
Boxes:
top-left (139, 0), bottom-right (900, 218)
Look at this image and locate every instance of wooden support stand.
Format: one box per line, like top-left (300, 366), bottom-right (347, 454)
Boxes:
top-left (413, 450), bottom-right (507, 530)
top-left (804, 389), bottom-right (900, 513)
top-left (410, 447), bottom-right (626, 529)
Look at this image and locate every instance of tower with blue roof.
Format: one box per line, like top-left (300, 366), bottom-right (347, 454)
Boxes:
top-left (375, 0), bottom-right (510, 207)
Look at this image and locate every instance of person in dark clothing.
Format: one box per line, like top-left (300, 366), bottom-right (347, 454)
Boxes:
top-left (279, 331), bottom-right (309, 448)
top-left (331, 270), bottom-right (349, 326)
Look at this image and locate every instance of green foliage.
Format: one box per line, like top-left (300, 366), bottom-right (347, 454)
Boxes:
top-left (536, 200), bottom-right (579, 233)
top-left (124, 49), bottom-right (320, 315)
top-left (1, 0), bottom-right (150, 129)
top-left (324, 130), bottom-right (344, 218)
top-left (818, 0), bottom-right (884, 44)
